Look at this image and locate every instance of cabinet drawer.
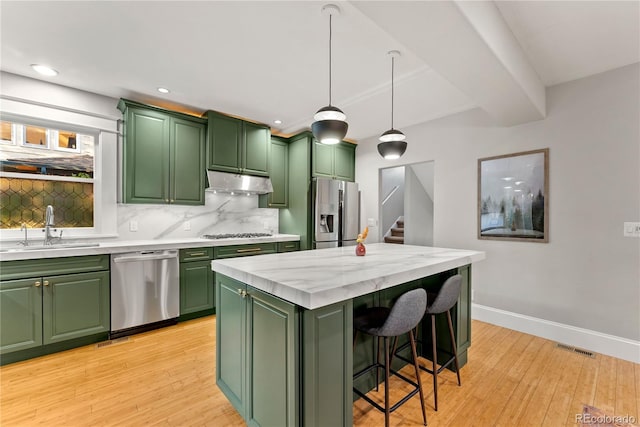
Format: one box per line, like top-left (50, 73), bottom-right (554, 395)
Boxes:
top-left (180, 247), bottom-right (213, 262)
top-left (0, 255), bottom-right (110, 281)
top-left (277, 241), bottom-right (300, 253)
top-left (214, 243), bottom-right (277, 259)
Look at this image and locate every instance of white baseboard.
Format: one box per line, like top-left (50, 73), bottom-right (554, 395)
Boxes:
top-left (472, 303), bottom-right (640, 364)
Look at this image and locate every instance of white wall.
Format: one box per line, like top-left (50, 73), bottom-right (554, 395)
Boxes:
top-left (404, 164), bottom-right (433, 246)
top-left (356, 64), bottom-right (640, 348)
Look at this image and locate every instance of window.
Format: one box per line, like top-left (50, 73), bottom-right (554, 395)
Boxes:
top-left (0, 119), bottom-right (95, 229)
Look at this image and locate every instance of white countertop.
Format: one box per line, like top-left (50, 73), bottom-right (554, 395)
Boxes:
top-left (0, 234), bottom-right (300, 261)
top-left (211, 243), bottom-right (485, 310)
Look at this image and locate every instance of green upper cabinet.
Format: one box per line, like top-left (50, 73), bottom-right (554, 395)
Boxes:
top-left (171, 118), bottom-right (207, 204)
top-left (206, 112), bottom-right (242, 173)
top-left (243, 122), bottom-right (270, 176)
top-left (259, 137), bottom-right (289, 208)
top-left (312, 138), bottom-right (356, 182)
top-left (333, 142), bottom-right (356, 181)
top-left (118, 99), bottom-right (206, 205)
top-left (312, 141), bottom-right (334, 179)
top-left (206, 111), bottom-right (270, 177)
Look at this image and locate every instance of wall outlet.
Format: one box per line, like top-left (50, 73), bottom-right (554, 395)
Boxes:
top-left (129, 220), bottom-right (138, 232)
top-left (367, 218), bottom-right (377, 227)
top-left (471, 289), bottom-right (475, 302)
top-left (624, 222), bottom-right (640, 237)
top-left (183, 221), bottom-right (191, 231)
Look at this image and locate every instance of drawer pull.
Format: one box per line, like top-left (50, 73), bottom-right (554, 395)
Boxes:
top-left (236, 248), bottom-right (262, 253)
top-left (189, 252), bottom-right (206, 256)
top-left (35, 281), bottom-right (41, 287)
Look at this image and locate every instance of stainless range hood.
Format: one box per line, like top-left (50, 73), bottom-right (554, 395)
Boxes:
top-left (206, 170), bottom-right (273, 195)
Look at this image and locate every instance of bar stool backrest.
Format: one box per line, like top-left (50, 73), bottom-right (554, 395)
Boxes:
top-left (375, 288), bottom-right (427, 337)
top-left (427, 274), bottom-right (462, 314)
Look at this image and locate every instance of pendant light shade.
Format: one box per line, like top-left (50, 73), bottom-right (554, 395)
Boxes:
top-left (312, 4), bottom-right (348, 145)
top-left (378, 50), bottom-right (407, 159)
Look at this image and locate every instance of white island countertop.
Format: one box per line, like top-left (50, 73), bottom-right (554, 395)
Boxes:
top-left (212, 243), bottom-right (485, 310)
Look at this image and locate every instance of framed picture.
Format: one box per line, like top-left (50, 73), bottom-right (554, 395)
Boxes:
top-left (478, 148), bottom-right (549, 242)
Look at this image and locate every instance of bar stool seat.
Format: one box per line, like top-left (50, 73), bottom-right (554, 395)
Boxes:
top-left (353, 288), bottom-right (428, 427)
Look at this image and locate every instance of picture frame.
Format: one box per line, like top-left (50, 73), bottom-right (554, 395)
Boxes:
top-left (478, 148), bottom-right (549, 242)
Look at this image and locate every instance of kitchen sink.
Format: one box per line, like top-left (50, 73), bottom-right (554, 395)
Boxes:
top-left (0, 242), bottom-right (101, 253)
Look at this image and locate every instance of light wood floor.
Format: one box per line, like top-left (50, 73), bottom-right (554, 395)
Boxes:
top-left (1, 316), bottom-right (638, 426)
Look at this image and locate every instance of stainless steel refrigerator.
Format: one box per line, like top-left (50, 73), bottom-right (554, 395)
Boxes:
top-left (312, 177), bottom-right (360, 249)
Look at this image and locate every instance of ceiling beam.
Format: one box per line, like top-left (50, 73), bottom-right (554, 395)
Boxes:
top-left (353, 0), bottom-right (546, 126)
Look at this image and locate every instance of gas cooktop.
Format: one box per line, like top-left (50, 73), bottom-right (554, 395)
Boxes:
top-left (202, 232), bottom-right (273, 239)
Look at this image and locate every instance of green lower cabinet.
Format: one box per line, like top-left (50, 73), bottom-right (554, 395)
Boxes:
top-left (44, 271), bottom-right (110, 345)
top-left (0, 278), bottom-right (43, 354)
top-left (180, 260), bottom-right (214, 319)
top-left (216, 274), bottom-right (299, 426)
top-left (246, 286), bottom-right (299, 427)
top-left (0, 270), bottom-right (110, 364)
top-left (302, 299), bottom-right (353, 427)
top-left (216, 275), bottom-right (247, 414)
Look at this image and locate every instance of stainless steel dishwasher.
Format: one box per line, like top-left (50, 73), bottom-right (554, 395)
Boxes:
top-left (110, 250), bottom-right (179, 338)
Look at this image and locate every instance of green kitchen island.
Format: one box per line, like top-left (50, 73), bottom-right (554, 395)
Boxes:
top-left (211, 243), bottom-right (485, 427)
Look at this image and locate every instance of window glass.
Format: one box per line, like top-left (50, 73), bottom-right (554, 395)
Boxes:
top-left (0, 119), bottom-right (95, 229)
top-left (0, 121), bottom-right (12, 143)
top-left (24, 125), bottom-right (48, 148)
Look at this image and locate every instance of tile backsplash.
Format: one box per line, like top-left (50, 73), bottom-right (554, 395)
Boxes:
top-left (116, 192), bottom-right (278, 240)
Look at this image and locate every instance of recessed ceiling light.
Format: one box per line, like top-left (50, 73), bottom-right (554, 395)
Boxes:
top-left (31, 64), bottom-right (58, 76)
top-left (157, 87), bottom-right (170, 94)
top-left (274, 120), bottom-right (282, 125)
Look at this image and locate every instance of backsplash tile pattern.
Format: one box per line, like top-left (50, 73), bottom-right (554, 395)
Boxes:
top-left (0, 176), bottom-right (93, 228)
top-left (116, 192), bottom-right (278, 240)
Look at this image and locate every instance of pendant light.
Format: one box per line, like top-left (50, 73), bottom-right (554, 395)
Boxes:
top-left (312, 4), bottom-right (348, 145)
top-left (377, 50), bottom-right (407, 160)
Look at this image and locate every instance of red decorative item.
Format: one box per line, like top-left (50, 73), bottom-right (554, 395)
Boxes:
top-left (356, 242), bottom-right (366, 256)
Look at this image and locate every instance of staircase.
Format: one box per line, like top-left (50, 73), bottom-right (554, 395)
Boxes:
top-left (384, 217), bottom-right (404, 244)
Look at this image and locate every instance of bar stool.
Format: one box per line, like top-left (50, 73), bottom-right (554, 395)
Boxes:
top-left (352, 288), bottom-right (428, 427)
top-left (391, 275), bottom-right (463, 411)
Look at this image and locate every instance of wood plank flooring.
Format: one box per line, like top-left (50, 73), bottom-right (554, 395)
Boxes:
top-left (1, 317), bottom-right (637, 426)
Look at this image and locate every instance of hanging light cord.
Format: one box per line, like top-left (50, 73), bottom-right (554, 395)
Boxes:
top-left (328, 13), bottom-right (333, 106)
top-left (390, 55), bottom-right (395, 130)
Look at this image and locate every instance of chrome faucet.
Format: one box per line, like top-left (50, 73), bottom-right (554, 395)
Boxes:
top-left (17, 223), bottom-right (29, 246)
top-left (43, 205), bottom-right (63, 245)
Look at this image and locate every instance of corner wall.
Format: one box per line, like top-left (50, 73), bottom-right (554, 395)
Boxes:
top-left (356, 64), bottom-right (640, 359)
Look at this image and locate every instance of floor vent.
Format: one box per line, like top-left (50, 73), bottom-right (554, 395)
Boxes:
top-left (556, 342), bottom-right (595, 358)
top-left (96, 337), bottom-right (130, 349)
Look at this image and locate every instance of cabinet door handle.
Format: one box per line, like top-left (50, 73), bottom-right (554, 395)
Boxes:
top-left (35, 281), bottom-right (41, 287)
top-left (238, 289), bottom-right (247, 298)
top-left (44, 280), bottom-right (50, 286)
top-left (236, 248), bottom-right (261, 253)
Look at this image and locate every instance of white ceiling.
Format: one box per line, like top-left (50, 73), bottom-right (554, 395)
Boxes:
top-left (1, 1), bottom-right (638, 141)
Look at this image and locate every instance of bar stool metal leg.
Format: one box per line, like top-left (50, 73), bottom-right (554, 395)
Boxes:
top-left (384, 337), bottom-right (391, 427)
top-left (431, 314), bottom-right (439, 411)
top-left (446, 310), bottom-right (461, 386)
top-left (409, 329), bottom-right (428, 426)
